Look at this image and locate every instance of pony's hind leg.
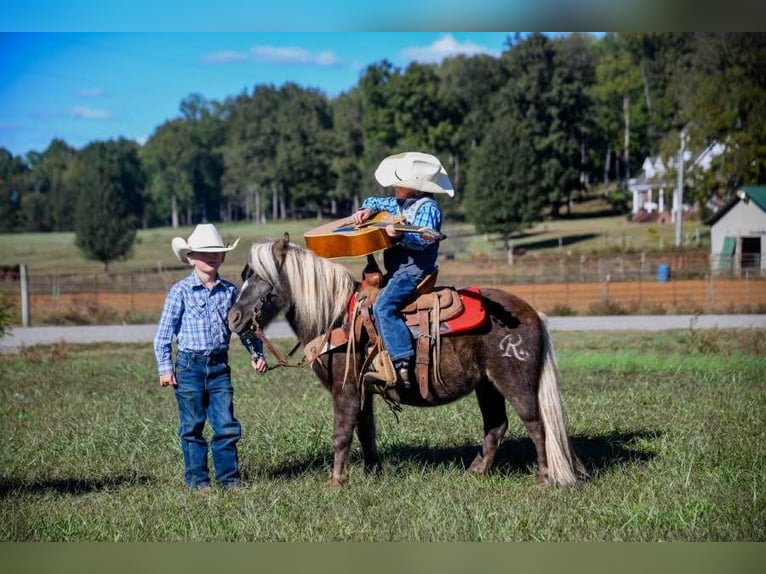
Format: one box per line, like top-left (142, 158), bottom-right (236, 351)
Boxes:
top-left (488, 359), bottom-right (550, 484)
top-left (500, 378), bottom-right (550, 484)
top-left (468, 380), bottom-right (509, 474)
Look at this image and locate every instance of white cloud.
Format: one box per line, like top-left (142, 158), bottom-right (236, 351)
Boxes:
top-left (78, 88), bottom-right (106, 98)
top-left (202, 50), bottom-right (249, 64)
top-left (400, 34), bottom-right (497, 63)
top-left (202, 45), bottom-right (341, 67)
top-left (71, 106), bottom-right (110, 120)
top-left (250, 45), bottom-right (341, 67)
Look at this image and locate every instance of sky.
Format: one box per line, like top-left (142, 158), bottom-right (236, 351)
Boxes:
top-left (0, 32), bottom-right (520, 157)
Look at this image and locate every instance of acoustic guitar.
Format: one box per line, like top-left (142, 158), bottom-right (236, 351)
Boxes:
top-left (304, 212), bottom-right (446, 259)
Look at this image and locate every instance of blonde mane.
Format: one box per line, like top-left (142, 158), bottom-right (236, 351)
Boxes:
top-left (248, 241), bottom-right (356, 337)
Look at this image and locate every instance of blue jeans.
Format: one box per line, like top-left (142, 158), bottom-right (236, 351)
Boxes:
top-left (174, 350), bottom-right (241, 488)
top-left (373, 271), bottom-right (417, 364)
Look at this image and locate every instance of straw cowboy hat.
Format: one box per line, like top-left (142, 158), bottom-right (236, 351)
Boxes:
top-left (171, 223), bottom-right (240, 264)
top-left (374, 151), bottom-right (454, 197)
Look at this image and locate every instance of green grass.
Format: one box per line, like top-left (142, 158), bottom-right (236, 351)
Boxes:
top-left (1, 329), bottom-right (763, 541)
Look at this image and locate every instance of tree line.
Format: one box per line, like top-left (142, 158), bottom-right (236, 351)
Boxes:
top-left (1, 33), bottom-right (764, 268)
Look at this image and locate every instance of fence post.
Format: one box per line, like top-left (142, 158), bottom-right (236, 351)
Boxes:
top-left (20, 264), bottom-right (30, 327)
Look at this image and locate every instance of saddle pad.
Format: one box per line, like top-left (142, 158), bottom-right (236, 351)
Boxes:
top-left (441, 286), bottom-right (486, 336)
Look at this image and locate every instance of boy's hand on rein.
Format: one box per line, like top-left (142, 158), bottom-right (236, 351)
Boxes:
top-left (251, 357), bottom-right (268, 373)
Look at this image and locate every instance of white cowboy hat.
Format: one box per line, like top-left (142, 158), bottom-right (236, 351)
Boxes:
top-left (171, 223), bottom-right (240, 264)
top-left (374, 151), bottom-right (454, 197)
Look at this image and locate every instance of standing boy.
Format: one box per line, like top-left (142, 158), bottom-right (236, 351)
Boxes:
top-left (153, 223), bottom-right (267, 490)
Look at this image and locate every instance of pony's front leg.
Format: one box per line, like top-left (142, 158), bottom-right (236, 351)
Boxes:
top-left (329, 385), bottom-right (360, 486)
top-left (356, 391), bottom-right (381, 475)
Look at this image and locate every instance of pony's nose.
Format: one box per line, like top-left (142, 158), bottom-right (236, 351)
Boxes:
top-left (229, 309), bottom-right (242, 326)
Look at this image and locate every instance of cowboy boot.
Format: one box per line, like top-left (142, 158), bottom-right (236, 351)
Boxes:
top-left (394, 359), bottom-right (412, 392)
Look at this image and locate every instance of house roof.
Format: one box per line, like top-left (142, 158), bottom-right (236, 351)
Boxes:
top-left (706, 185), bottom-right (766, 226)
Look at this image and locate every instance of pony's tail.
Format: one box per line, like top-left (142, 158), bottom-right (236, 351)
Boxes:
top-left (537, 313), bottom-right (588, 486)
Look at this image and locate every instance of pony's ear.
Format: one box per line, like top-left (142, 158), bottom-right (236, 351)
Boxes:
top-left (272, 232), bottom-right (291, 264)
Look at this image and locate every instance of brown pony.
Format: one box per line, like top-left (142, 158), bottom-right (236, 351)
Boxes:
top-left (228, 235), bottom-right (587, 487)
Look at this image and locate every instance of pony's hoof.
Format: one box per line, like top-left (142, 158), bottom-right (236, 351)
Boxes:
top-left (327, 476), bottom-right (347, 488)
top-left (468, 453), bottom-right (489, 474)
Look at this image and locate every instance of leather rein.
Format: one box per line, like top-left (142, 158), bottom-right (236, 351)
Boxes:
top-left (253, 325), bottom-right (306, 371)
top-left (247, 282), bottom-right (332, 371)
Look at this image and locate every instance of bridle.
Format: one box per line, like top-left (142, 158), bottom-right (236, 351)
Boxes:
top-left (246, 280), bottom-right (310, 371)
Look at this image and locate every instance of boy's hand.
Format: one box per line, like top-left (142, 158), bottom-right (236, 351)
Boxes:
top-left (384, 223), bottom-right (403, 238)
top-left (251, 357), bottom-right (268, 373)
top-left (351, 208), bottom-right (371, 225)
top-left (159, 373), bottom-right (177, 387)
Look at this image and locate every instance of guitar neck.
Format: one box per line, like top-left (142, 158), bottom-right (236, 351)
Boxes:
top-left (368, 222), bottom-right (446, 241)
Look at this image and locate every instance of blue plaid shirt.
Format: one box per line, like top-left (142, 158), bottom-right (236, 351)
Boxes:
top-left (153, 271), bottom-right (262, 375)
top-left (361, 195), bottom-right (443, 279)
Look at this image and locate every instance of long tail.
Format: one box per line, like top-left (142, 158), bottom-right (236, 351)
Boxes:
top-left (537, 313), bottom-right (588, 486)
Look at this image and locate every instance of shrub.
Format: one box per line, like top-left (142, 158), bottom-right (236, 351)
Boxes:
top-left (0, 292), bottom-right (12, 337)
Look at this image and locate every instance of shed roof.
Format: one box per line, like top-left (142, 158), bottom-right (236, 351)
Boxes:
top-left (706, 185), bottom-right (766, 226)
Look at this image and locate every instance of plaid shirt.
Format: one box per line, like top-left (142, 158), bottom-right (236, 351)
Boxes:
top-left (361, 195), bottom-right (443, 279)
top-left (153, 271), bottom-right (261, 375)
top-left (360, 195), bottom-right (442, 251)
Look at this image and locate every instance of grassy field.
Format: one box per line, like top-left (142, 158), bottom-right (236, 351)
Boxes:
top-left (1, 328), bottom-right (763, 541)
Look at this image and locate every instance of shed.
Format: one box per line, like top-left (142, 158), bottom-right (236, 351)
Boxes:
top-left (707, 185), bottom-right (766, 275)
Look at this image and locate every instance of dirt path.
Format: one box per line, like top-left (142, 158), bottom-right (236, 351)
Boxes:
top-left (2, 315), bottom-right (764, 352)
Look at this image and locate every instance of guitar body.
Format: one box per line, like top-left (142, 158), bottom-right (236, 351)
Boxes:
top-left (304, 212), bottom-right (395, 258)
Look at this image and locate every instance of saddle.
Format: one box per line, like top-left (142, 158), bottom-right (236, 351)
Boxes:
top-left (353, 267), bottom-right (485, 400)
top-left (302, 264), bottom-right (487, 402)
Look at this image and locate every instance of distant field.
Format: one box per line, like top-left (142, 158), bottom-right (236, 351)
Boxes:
top-left (0, 205), bottom-right (709, 278)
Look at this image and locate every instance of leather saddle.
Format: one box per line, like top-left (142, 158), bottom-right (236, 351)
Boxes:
top-left (354, 267), bottom-right (462, 400)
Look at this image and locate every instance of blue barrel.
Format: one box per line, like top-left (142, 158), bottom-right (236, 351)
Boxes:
top-left (657, 264), bottom-right (670, 282)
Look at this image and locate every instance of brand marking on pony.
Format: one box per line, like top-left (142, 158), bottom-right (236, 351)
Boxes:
top-left (499, 334), bottom-right (530, 361)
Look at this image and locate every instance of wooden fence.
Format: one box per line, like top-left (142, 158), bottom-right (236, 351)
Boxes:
top-left (4, 277), bottom-right (764, 324)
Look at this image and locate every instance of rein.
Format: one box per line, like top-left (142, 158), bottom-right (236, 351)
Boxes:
top-left (253, 326), bottom-right (306, 370)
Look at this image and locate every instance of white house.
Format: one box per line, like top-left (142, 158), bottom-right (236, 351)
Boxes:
top-left (707, 186), bottom-right (766, 275)
top-left (629, 141), bottom-right (726, 217)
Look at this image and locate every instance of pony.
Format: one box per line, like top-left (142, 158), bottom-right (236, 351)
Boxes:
top-left (228, 234), bottom-right (587, 487)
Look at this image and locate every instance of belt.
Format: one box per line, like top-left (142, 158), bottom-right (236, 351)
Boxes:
top-left (178, 349), bottom-right (229, 365)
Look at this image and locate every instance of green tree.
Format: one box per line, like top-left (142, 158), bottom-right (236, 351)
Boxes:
top-left (591, 33), bottom-right (646, 189)
top-left (548, 33), bottom-right (597, 213)
top-left (27, 139), bottom-right (78, 231)
top-left (682, 33), bottom-right (766, 189)
top-left (141, 119), bottom-right (194, 227)
top-left (358, 61), bottom-right (400, 200)
top-left (438, 52), bottom-right (509, 196)
top-left (0, 148), bottom-right (28, 232)
top-left (71, 140), bottom-right (142, 271)
top-left (465, 116), bottom-right (544, 247)
top-left (179, 94), bottom-right (226, 223)
top-left (330, 89), bottom-right (365, 213)
top-left (221, 85), bottom-right (282, 223)
top-left (272, 83), bottom-right (335, 219)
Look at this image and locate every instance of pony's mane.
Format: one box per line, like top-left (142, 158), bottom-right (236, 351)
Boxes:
top-left (249, 240), bottom-right (356, 336)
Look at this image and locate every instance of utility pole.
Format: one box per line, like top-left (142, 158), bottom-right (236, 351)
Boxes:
top-left (674, 130), bottom-right (687, 247)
